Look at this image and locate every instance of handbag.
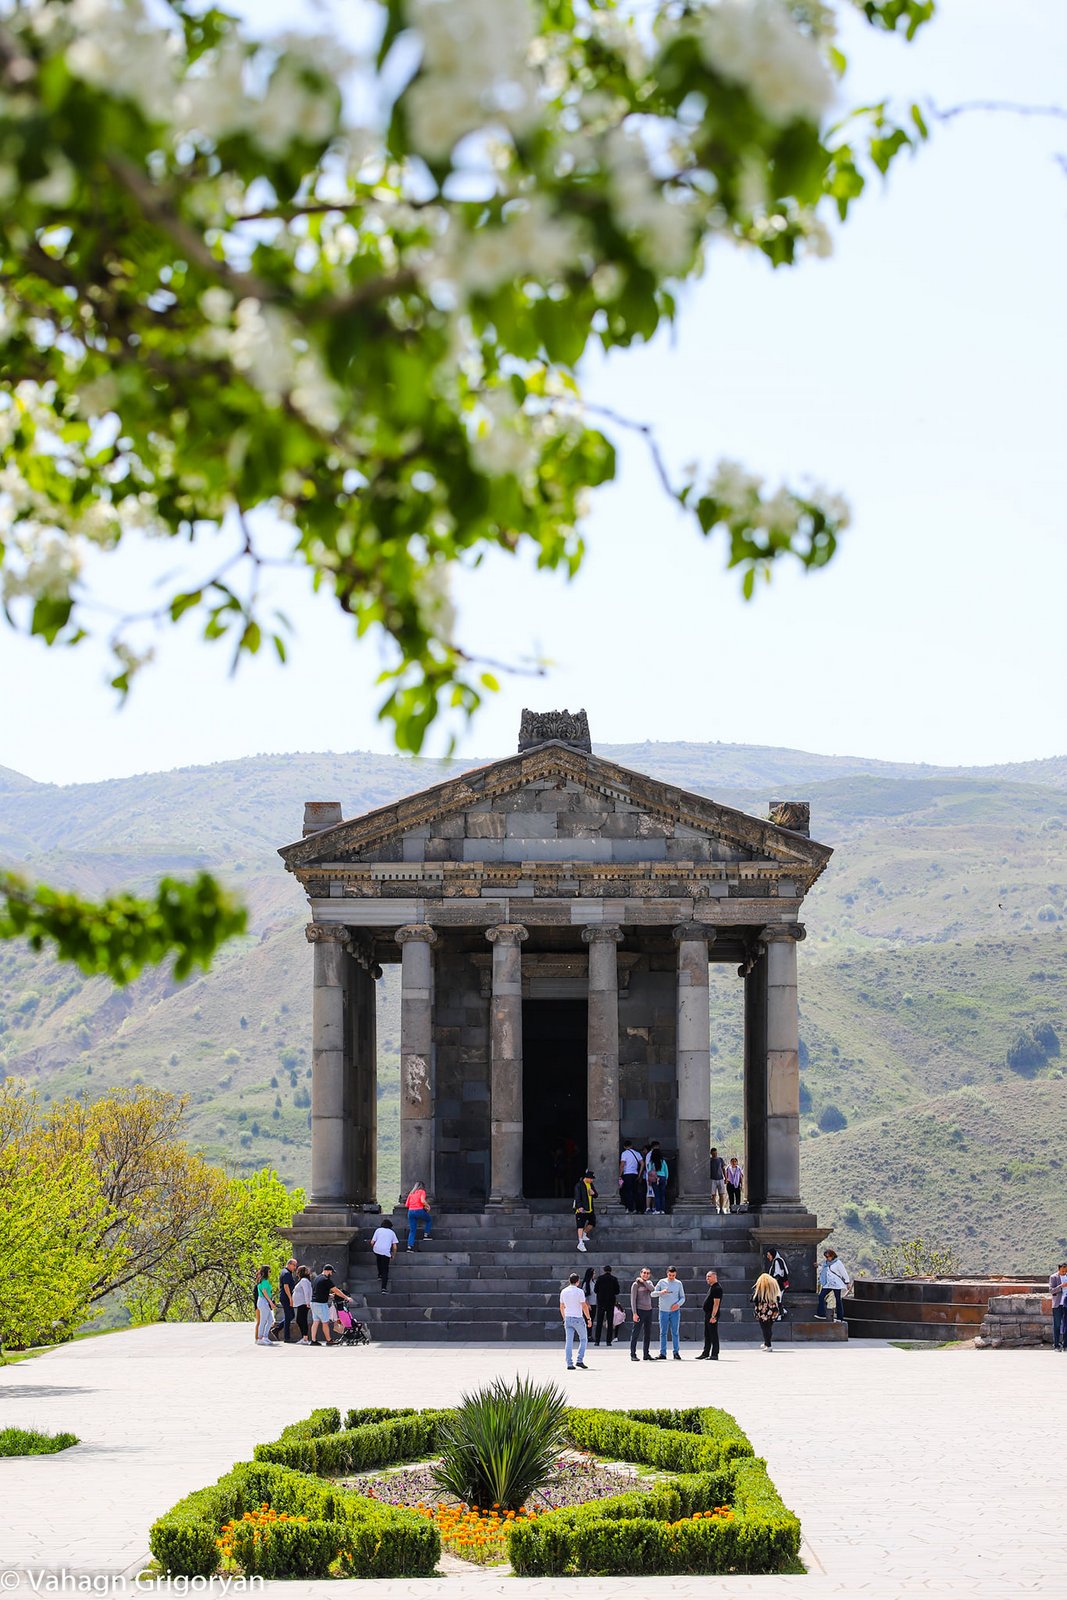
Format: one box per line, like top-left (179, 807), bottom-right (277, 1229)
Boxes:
top-left (612, 1305), bottom-right (626, 1328)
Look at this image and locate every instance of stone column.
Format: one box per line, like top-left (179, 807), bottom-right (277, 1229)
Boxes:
top-left (306, 923), bottom-right (352, 1208)
top-left (742, 949), bottom-right (768, 1209)
top-left (485, 923), bottom-right (528, 1208)
top-left (349, 955), bottom-right (380, 1208)
top-left (759, 924), bottom-right (806, 1209)
top-left (673, 923), bottom-right (715, 1204)
top-left (582, 926), bottom-right (623, 1184)
top-left (395, 923), bottom-right (438, 1202)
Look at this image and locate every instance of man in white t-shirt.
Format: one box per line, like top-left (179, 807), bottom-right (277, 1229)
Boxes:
top-left (370, 1223), bottom-right (399, 1292)
top-left (619, 1140), bottom-right (642, 1213)
top-left (560, 1272), bottom-right (592, 1370)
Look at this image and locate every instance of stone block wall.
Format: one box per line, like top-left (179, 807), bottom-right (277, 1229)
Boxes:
top-left (432, 948), bottom-right (490, 1204)
top-left (619, 959), bottom-right (676, 1155)
top-left (975, 1293), bottom-right (1053, 1348)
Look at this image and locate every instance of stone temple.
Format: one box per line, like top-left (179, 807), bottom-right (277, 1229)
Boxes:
top-left (280, 712), bottom-right (839, 1340)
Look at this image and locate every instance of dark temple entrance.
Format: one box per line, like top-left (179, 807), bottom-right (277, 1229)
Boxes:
top-left (522, 998), bottom-right (588, 1200)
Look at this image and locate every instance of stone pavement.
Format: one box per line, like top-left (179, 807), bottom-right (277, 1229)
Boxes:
top-left (1, 1326), bottom-right (1065, 1599)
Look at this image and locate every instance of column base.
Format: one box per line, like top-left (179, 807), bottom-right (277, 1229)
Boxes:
top-left (486, 1196), bottom-right (529, 1213)
top-left (283, 1207), bottom-right (371, 1283)
top-left (747, 1212), bottom-right (833, 1294)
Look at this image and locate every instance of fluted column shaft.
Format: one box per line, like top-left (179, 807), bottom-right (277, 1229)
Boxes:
top-left (486, 924), bottom-right (528, 1207)
top-left (673, 923), bottom-right (714, 1203)
top-left (308, 925), bottom-right (351, 1207)
top-left (395, 923), bottom-right (437, 1201)
top-left (761, 924), bottom-right (806, 1208)
top-left (583, 926), bottom-right (623, 1183)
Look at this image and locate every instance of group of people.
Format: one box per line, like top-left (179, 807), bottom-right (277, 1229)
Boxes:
top-left (253, 1260), bottom-right (354, 1346)
top-left (708, 1149), bottom-right (745, 1215)
top-left (559, 1246), bottom-right (851, 1366)
top-left (618, 1140), bottom-right (670, 1213)
top-left (574, 1144), bottom-right (749, 1245)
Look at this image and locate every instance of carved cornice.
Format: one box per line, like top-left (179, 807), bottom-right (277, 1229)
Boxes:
top-left (395, 923), bottom-right (438, 947)
top-left (581, 925), bottom-right (624, 945)
top-left (672, 923), bottom-right (718, 946)
top-left (305, 923), bottom-right (349, 944)
top-left (485, 923), bottom-right (529, 946)
top-left (759, 923), bottom-right (807, 944)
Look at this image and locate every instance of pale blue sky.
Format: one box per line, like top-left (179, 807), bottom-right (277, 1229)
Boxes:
top-left (2, 0), bottom-right (1065, 785)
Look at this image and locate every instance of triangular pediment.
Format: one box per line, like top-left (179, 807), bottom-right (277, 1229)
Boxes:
top-left (279, 744), bottom-right (831, 886)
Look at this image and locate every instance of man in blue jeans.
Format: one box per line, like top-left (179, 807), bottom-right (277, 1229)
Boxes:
top-left (652, 1265), bottom-right (685, 1359)
top-left (1051, 1262), bottom-right (1067, 1351)
top-left (560, 1273), bottom-right (592, 1369)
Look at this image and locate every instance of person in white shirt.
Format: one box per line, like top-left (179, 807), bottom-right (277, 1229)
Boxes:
top-left (560, 1273), bottom-right (592, 1369)
top-left (815, 1249), bottom-right (851, 1322)
top-left (724, 1157), bottom-right (744, 1213)
top-left (291, 1266), bottom-right (314, 1344)
top-left (370, 1223), bottom-right (399, 1293)
top-left (652, 1266), bottom-right (686, 1359)
top-left (619, 1141), bottom-right (642, 1213)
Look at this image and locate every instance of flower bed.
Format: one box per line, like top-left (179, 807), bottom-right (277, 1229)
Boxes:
top-left (149, 1403), bottom-right (800, 1579)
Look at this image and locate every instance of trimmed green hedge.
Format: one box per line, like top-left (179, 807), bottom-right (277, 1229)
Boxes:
top-left (565, 1406), bottom-right (753, 1473)
top-left (508, 1458), bottom-right (799, 1576)
top-left (253, 1409), bottom-right (453, 1474)
top-left (149, 1460), bottom-right (439, 1579)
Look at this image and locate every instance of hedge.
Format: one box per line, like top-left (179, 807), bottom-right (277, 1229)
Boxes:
top-left (508, 1457), bottom-right (799, 1577)
top-left (149, 1459), bottom-right (439, 1579)
top-left (565, 1406), bottom-right (753, 1473)
top-left (253, 1409), bottom-right (454, 1474)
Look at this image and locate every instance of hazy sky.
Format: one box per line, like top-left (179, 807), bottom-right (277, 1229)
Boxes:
top-left (2, 0), bottom-right (1065, 786)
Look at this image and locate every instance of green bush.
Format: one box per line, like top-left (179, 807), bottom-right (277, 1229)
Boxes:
top-left (433, 1376), bottom-right (568, 1510)
top-left (276, 1407), bottom-right (340, 1443)
top-left (344, 1406), bottom-right (417, 1429)
top-left (566, 1407), bottom-right (752, 1472)
top-left (150, 1458), bottom-right (440, 1579)
top-left (254, 1410), bottom-right (453, 1474)
top-left (0, 1426), bottom-right (79, 1456)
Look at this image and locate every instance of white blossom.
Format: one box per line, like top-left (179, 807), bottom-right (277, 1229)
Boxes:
top-left (405, 0), bottom-right (540, 161)
top-left (700, 0), bottom-right (834, 127)
top-left (470, 389), bottom-right (538, 479)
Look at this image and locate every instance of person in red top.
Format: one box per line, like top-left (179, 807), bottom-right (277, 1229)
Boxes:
top-left (405, 1181), bottom-right (433, 1251)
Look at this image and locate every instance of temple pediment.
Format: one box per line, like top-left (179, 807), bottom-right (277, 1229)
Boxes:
top-left (279, 742), bottom-right (831, 890)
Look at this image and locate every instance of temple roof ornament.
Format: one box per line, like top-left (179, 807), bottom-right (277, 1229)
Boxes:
top-left (517, 707), bottom-right (591, 753)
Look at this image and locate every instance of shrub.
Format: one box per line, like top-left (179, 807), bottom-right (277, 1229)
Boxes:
top-left (227, 1518), bottom-right (337, 1578)
top-left (876, 1237), bottom-right (957, 1279)
top-left (0, 1426), bottom-right (79, 1456)
top-left (1007, 1028), bottom-right (1049, 1075)
top-left (818, 1104), bottom-right (848, 1132)
top-left (254, 1411), bottom-right (452, 1474)
top-left (566, 1408), bottom-right (752, 1474)
top-left (1034, 1022), bottom-right (1061, 1057)
top-left (433, 1376), bottom-right (568, 1511)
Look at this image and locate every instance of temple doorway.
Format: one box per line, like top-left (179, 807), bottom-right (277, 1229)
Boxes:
top-left (521, 998), bottom-right (587, 1199)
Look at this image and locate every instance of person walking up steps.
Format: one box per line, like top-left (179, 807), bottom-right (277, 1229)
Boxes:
top-left (574, 1170), bottom-right (597, 1251)
top-left (752, 1271), bottom-right (781, 1351)
top-left (630, 1266), bottom-right (654, 1361)
top-left (652, 1265), bottom-right (686, 1360)
top-left (405, 1181), bottom-right (433, 1251)
top-left (593, 1264), bottom-right (621, 1346)
top-left (370, 1221), bottom-right (399, 1291)
top-left (560, 1272), bottom-right (592, 1370)
top-left (696, 1270), bottom-right (722, 1360)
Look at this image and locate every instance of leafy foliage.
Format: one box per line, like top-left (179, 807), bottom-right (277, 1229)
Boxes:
top-left (875, 1236), bottom-right (958, 1279)
top-left (432, 1376), bottom-right (569, 1511)
top-left (0, 1426), bottom-right (80, 1455)
top-left (1007, 1025), bottom-right (1060, 1076)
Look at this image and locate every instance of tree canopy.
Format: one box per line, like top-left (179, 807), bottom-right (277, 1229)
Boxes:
top-left (0, 0), bottom-right (934, 976)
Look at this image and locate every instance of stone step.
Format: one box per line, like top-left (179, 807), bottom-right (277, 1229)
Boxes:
top-left (344, 1316), bottom-right (845, 1344)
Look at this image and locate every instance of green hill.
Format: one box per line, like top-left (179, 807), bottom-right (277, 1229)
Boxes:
top-left (0, 742), bottom-right (1063, 1274)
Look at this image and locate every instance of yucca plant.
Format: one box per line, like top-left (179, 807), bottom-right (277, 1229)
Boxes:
top-left (432, 1376), bottom-right (568, 1511)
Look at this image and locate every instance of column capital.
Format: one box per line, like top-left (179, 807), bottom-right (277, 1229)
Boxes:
top-left (395, 922), bottom-right (438, 947)
top-left (485, 923), bottom-right (528, 946)
top-left (671, 922), bottom-right (717, 946)
top-left (581, 924), bottom-right (623, 945)
top-left (759, 923), bottom-right (806, 945)
top-left (305, 922), bottom-right (349, 944)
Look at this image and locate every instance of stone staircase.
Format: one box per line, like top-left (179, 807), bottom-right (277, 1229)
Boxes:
top-left (342, 1211), bottom-right (847, 1345)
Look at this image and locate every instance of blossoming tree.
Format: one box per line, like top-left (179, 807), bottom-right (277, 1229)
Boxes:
top-left (0, 0), bottom-right (934, 976)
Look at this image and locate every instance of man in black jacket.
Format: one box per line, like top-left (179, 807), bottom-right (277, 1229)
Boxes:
top-left (696, 1269), bottom-right (722, 1360)
top-left (593, 1264), bottom-right (621, 1346)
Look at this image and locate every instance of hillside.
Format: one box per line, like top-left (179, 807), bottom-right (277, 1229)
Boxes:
top-left (0, 741), bottom-right (1064, 1275)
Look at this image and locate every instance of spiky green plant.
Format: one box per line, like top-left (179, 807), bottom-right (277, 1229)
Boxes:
top-left (431, 1376), bottom-right (568, 1511)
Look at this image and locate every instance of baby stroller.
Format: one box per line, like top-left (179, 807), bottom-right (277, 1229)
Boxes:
top-left (335, 1305), bottom-right (372, 1347)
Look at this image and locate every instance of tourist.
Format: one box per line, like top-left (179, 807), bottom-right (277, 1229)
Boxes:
top-left (309, 1263), bottom-right (351, 1345)
top-left (752, 1272), bottom-right (781, 1351)
top-left (279, 1257), bottom-right (297, 1342)
top-left (1050, 1261), bottom-right (1067, 1352)
top-left (405, 1180), bottom-right (433, 1252)
top-left (648, 1143), bottom-right (668, 1214)
top-left (580, 1264), bottom-right (596, 1300)
top-left (592, 1263), bottom-right (621, 1347)
top-left (292, 1266), bottom-right (313, 1344)
top-left (724, 1156), bottom-right (744, 1213)
top-left (619, 1140), bottom-right (642, 1213)
top-left (697, 1269), bottom-right (722, 1360)
top-left (370, 1220), bottom-right (400, 1291)
top-left (816, 1249), bottom-right (851, 1323)
top-left (630, 1266), bottom-right (654, 1361)
top-left (574, 1169), bottom-right (597, 1251)
top-left (560, 1272), bottom-right (592, 1370)
top-left (709, 1148), bottom-right (728, 1216)
top-left (652, 1265), bottom-right (686, 1360)
top-left (765, 1246), bottom-right (789, 1319)
top-left (639, 1143), bottom-right (653, 1213)
top-left (255, 1264), bottom-right (276, 1346)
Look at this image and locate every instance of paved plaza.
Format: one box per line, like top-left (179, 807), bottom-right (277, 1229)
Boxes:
top-left (1, 1326), bottom-right (1065, 1599)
